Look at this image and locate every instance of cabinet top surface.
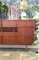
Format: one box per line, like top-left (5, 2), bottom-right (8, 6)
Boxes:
top-left (0, 20), bottom-right (35, 21)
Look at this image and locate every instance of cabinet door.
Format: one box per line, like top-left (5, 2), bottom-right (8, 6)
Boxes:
top-left (2, 32), bottom-right (17, 45)
top-left (2, 20), bottom-right (17, 27)
top-left (17, 20), bottom-right (35, 45)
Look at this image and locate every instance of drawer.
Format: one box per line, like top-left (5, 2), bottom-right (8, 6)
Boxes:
top-left (17, 20), bottom-right (35, 27)
top-left (2, 20), bottom-right (17, 27)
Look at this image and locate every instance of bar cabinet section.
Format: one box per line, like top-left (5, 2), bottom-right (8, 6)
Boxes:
top-left (0, 20), bottom-right (35, 45)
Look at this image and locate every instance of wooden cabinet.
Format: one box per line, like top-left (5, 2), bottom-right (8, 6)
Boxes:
top-left (0, 20), bottom-right (35, 45)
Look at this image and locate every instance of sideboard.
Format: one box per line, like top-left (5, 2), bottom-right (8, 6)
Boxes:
top-left (0, 20), bottom-right (35, 45)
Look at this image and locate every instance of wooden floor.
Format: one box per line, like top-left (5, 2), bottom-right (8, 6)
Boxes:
top-left (0, 50), bottom-right (38, 60)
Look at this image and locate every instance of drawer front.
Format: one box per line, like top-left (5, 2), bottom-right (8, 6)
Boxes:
top-left (17, 20), bottom-right (35, 27)
top-left (2, 20), bottom-right (17, 27)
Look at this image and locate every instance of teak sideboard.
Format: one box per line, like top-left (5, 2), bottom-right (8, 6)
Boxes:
top-left (0, 20), bottom-right (35, 45)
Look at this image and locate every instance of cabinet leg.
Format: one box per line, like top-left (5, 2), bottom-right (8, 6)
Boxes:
top-left (26, 45), bottom-right (28, 51)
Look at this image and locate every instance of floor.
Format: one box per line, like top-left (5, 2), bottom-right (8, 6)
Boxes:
top-left (0, 48), bottom-right (38, 60)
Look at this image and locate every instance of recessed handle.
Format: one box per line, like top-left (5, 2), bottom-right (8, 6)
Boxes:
top-left (0, 27), bottom-right (17, 32)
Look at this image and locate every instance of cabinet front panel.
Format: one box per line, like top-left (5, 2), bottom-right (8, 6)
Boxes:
top-left (2, 20), bottom-right (17, 27)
